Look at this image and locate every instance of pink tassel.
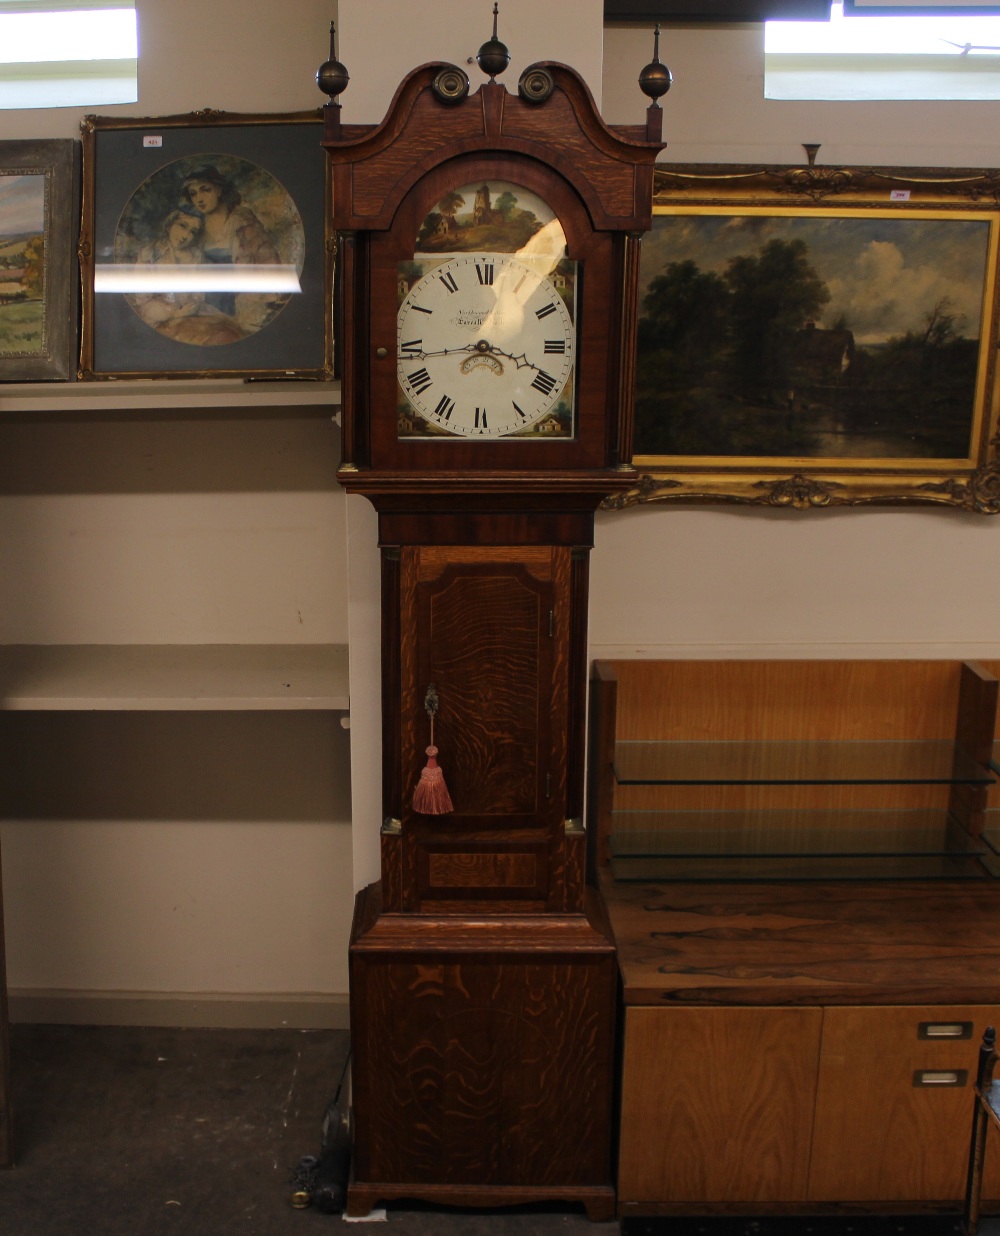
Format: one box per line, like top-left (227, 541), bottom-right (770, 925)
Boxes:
top-left (411, 745), bottom-right (454, 815)
top-left (412, 684), bottom-right (453, 815)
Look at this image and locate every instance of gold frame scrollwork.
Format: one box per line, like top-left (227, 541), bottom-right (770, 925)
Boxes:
top-left (614, 164), bottom-right (1000, 513)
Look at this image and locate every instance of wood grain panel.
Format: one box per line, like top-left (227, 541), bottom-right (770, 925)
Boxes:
top-left (618, 1006), bottom-right (823, 1204)
top-left (425, 851), bottom-right (539, 889)
top-left (349, 894), bottom-right (617, 1195)
top-left (420, 566), bottom-right (546, 816)
top-left (809, 1005), bottom-right (1000, 1202)
top-left (603, 875), bottom-right (1000, 1007)
top-left (607, 659), bottom-right (961, 742)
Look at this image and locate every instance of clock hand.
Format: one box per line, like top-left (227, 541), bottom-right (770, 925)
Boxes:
top-left (398, 343), bottom-right (479, 361)
top-left (482, 346), bottom-right (544, 373)
top-left (398, 339), bottom-right (549, 373)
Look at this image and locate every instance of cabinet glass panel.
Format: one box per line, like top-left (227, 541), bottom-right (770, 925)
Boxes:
top-left (608, 809), bottom-right (1000, 880)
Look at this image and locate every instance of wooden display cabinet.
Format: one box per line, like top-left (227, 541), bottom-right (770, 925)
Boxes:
top-left (589, 658), bottom-right (1000, 1216)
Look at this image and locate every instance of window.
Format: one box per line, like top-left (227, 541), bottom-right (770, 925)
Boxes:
top-left (765, 0), bottom-right (1000, 99)
top-left (0, 0), bottom-right (137, 111)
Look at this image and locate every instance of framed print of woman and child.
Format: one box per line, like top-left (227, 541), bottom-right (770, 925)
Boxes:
top-left (80, 111), bottom-right (332, 379)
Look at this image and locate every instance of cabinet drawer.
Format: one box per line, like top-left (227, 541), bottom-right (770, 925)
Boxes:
top-left (809, 1005), bottom-right (1000, 1202)
top-left (618, 1006), bottom-right (823, 1204)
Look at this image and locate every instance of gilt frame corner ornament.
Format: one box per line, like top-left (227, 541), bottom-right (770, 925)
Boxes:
top-left (78, 110), bottom-right (332, 381)
top-left (615, 163), bottom-right (1000, 513)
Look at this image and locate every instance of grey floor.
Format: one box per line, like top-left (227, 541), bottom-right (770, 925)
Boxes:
top-left (2, 1024), bottom-right (999, 1236)
top-left (0, 1024), bottom-right (616, 1236)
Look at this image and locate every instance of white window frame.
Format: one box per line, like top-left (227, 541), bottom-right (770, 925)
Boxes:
top-left (0, 0), bottom-right (137, 111)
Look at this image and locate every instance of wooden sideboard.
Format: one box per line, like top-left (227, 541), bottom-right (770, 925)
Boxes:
top-left (588, 658), bottom-right (1000, 1217)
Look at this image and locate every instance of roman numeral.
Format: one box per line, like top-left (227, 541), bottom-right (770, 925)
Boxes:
top-left (476, 262), bottom-right (494, 286)
top-left (400, 339), bottom-right (422, 356)
top-left (531, 370), bottom-right (557, 396)
top-left (544, 340), bottom-right (566, 354)
top-left (535, 303), bottom-right (558, 320)
top-left (438, 271), bottom-right (459, 293)
top-left (406, 367), bottom-right (433, 394)
top-left (475, 407), bottom-right (488, 430)
top-left (513, 401), bottom-right (527, 420)
top-left (432, 394), bottom-right (455, 422)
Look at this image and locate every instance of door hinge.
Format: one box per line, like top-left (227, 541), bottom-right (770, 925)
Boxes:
top-left (548, 609), bottom-right (554, 638)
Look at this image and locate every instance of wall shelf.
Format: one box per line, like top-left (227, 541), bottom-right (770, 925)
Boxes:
top-left (0, 379), bottom-right (341, 416)
top-left (0, 644), bottom-right (349, 711)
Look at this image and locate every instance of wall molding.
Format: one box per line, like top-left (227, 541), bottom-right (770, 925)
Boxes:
top-left (8, 989), bottom-right (351, 1030)
top-left (589, 642), bottom-right (1000, 660)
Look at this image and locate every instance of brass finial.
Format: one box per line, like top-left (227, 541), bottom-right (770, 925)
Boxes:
top-left (477, 3), bottom-right (511, 81)
top-left (316, 20), bottom-right (350, 100)
top-left (639, 23), bottom-right (672, 104)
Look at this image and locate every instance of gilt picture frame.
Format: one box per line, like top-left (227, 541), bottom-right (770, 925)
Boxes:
top-left (0, 139), bottom-right (79, 382)
top-left (79, 110), bottom-right (332, 380)
top-left (617, 164), bottom-right (1000, 512)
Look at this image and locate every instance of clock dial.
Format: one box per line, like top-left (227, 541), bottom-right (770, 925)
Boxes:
top-left (397, 252), bottom-right (576, 439)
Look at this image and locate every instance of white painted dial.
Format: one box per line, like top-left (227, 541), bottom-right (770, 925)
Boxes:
top-left (396, 252), bottom-right (576, 439)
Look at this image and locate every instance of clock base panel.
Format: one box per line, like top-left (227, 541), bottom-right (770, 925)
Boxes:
top-left (347, 883), bottom-right (617, 1218)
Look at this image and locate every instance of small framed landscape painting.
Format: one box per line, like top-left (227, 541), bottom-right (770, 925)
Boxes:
top-left (616, 164), bottom-right (1000, 512)
top-left (0, 140), bottom-right (78, 382)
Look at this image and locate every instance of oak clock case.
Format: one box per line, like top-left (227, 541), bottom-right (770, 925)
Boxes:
top-left (322, 50), bottom-right (664, 1220)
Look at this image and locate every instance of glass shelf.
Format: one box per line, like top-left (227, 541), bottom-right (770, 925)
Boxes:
top-left (613, 740), bottom-right (995, 787)
top-left (608, 810), bottom-right (1000, 882)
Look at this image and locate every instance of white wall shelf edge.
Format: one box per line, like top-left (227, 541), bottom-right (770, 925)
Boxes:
top-left (0, 379), bottom-right (342, 414)
top-left (0, 644), bottom-right (350, 710)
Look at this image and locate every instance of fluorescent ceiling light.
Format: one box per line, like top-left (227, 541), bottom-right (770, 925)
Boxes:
top-left (94, 265), bottom-right (303, 294)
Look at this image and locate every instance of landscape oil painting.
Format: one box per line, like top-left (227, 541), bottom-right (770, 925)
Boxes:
top-left (636, 208), bottom-right (994, 461)
top-left (0, 140), bottom-right (77, 382)
top-left (619, 165), bottom-right (1000, 511)
top-left (0, 174), bottom-right (46, 357)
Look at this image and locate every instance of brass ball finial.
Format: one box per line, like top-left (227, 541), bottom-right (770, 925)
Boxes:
top-left (638, 24), bottom-right (671, 103)
top-left (317, 21), bottom-right (350, 100)
top-left (476, 3), bottom-right (511, 81)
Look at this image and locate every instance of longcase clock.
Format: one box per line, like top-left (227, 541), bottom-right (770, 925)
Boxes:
top-left (321, 18), bottom-right (665, 1220)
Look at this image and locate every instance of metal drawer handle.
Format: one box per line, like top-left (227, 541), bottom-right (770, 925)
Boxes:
top-left (913, 1069), bottom-right (968, 1088)
top-left (918, 1022), bottom-right (973, 1040)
